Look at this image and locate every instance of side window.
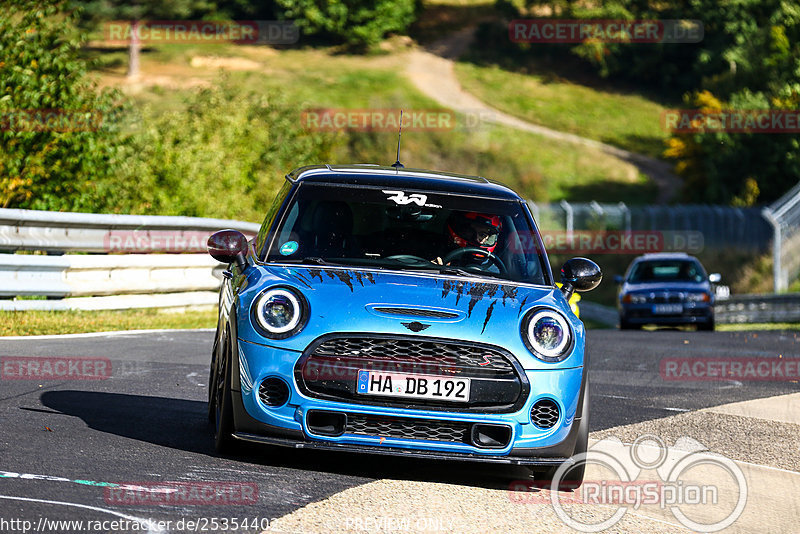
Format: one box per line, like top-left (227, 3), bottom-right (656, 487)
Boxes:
top-left (255, 181), bottom-right (293, 256)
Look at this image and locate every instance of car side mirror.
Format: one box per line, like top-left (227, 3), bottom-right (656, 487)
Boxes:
top-left (708, 273), bottom-right (722, 283)
top-left (207, 229), bottom-right (249, 272)
top-left (560, 257), bottom-right (602, 301)
top-left (613, 275), bottom-right (623, 284)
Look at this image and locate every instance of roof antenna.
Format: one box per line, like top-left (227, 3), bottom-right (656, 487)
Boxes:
top-left (391, 110), bottom-right (404, 170)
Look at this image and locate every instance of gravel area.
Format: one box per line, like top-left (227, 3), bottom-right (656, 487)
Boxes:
top-left (590, 410), bottom-right (800, 472)
top-left (267, 479), bottom-right (689, 534)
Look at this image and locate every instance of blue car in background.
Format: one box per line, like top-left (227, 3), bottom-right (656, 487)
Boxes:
top-left (615, 253), bottom-right (720, 331)
top-left (206, 164), bottom-right (601, 487)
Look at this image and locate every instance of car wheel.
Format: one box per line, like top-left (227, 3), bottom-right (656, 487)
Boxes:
top-left (698, 318), bottom-right (715, 331)
top-left (619, 317), bottom-right (640, 330)
top-left (530, 381), bottom-right (589, 490)
top-left (212, 335), bottom-right (237, 454)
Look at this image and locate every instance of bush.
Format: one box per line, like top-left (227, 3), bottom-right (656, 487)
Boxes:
top-left (116, 78), bottom-right (336, 221)
top-left (0, 1), bottom-right (126, 211)
top-left (275, 0), bottom-right (417, 48)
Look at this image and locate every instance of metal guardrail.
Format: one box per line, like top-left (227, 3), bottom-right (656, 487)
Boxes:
top-left (580, 293), bottom-right (800, 327)
top-left (0, 208), bottom-right (259, 311)
top-left (715, 294), bottom-right (800, 324)
top-left (0, 208), bottom-right (260, 252)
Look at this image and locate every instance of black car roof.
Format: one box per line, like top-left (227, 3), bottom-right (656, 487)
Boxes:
top-left (286, 165), bottom-right (523, 201)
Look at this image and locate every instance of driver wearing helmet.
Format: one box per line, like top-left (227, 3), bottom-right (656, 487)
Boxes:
top-left (435, 211), bottom-right (502, 267)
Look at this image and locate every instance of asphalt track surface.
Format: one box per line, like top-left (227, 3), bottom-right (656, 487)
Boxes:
top-left (1, 329), bottom-right (798, 533)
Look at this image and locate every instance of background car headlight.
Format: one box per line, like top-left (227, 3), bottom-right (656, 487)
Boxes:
top-left (686, 292), bottom-right (711, 302)
top-left (252, 287), bottom-right (308, 338)
top-left (522, 309), bottom-right (572, 362)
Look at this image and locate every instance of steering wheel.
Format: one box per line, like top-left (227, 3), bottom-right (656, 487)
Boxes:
top-left (442, 247), bottom-right (507, 274)
top-left (385, 254), bottom-right (431, 266)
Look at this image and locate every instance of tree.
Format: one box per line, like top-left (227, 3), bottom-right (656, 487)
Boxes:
top-left (0, 0), bottom-right (126, 211)
top-left (69, 0), bottom-right (216, 78)
top-left (275, 0), bottom-right (417, 48)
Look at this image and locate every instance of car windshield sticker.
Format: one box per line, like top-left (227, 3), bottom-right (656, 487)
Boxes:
top-left (280, 241), bottom-right (299, 255)
top-left (382, 190), bottom-right (442, 209)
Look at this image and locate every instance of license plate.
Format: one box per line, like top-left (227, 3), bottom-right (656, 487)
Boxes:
top-left (653, 303), bottom-right (683, 314)
top-left (356, 370), bottom-right (470, 402)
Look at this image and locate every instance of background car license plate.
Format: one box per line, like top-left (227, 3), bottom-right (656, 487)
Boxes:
top-left (356, 370), bottom-right (470, 402)
top-left (653, 303), bottom-right (683, 314)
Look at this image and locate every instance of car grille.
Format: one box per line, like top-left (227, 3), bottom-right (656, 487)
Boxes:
top-left (531, 399), bottom-right (560, 429)
top-left (259, 378), bottom-right (290, 407)
top-left (650, 292), bottom-right (686, 303)
top-left (314, 337), bottom-right (513, 373)
top-left (345, 413), bottom-right (470, 443)
top-left (296, 334), bottom-right (527, 412)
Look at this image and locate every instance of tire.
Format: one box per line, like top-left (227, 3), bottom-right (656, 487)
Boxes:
top-left (698, 318), bottom-right (715, 331)
top-left (619, 316), bottom-right (640, 330)
top-left (212, 335), bottom-right (237, 454)
top-left (530, 380), bottom-right (589, 490)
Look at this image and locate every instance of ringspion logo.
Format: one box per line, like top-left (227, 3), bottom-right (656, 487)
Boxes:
top-left (509, 435), bottom-right (747, 532)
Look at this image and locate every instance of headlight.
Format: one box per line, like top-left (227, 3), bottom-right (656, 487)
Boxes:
top-left (686, 292), bottom-right (711, 302)
top-left (252, 287), bottom-right (308, 338)
top-left (522, 309), bottom-right (573, 362)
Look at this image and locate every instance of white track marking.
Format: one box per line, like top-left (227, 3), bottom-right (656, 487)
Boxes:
top-left (185, 372), bottom-right (205, 386)
top-left (0, 494), bottom-right (166, 533)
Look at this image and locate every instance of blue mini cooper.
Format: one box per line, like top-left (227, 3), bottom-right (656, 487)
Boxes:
top-left (206, 165), bottom-right (601, 486)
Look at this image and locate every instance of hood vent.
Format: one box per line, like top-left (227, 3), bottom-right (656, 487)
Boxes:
top-left (373, 307), bottom-right (459, 319)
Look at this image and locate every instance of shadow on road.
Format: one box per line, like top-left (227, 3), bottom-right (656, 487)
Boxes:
top-left (40, 390), bottom-right (534, 491)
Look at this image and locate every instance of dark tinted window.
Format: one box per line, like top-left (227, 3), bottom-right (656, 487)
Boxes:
top-left (628, 259), bottom-right (707, 283)
top-left (265, 183), bottom-right (549, 285)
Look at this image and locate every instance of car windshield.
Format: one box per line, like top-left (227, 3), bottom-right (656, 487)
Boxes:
top-left (627, 259), bottom-right (707, 283)
top-left (265, 182), bottom-right (549, 285)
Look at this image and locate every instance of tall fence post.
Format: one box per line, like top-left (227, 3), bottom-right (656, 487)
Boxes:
top-left (762, 208), bottom-right (784, 293)
top-left (560, 200), bottom-right (573, 240)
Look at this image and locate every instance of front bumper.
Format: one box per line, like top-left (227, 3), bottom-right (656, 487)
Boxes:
top-left (620, 302), bottom-right (713, 325)
top-left (231, 337), bottom-right (586, 464)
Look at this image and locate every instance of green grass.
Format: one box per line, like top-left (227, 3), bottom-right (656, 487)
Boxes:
top-left (97, 44), bottom-right (652, 204)
top-left (717, 323), bottom-right (800, 332)
top-left (0, 308), bottom-right (217, 336)
top-left (454, 61), bottom-right (670, 160)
